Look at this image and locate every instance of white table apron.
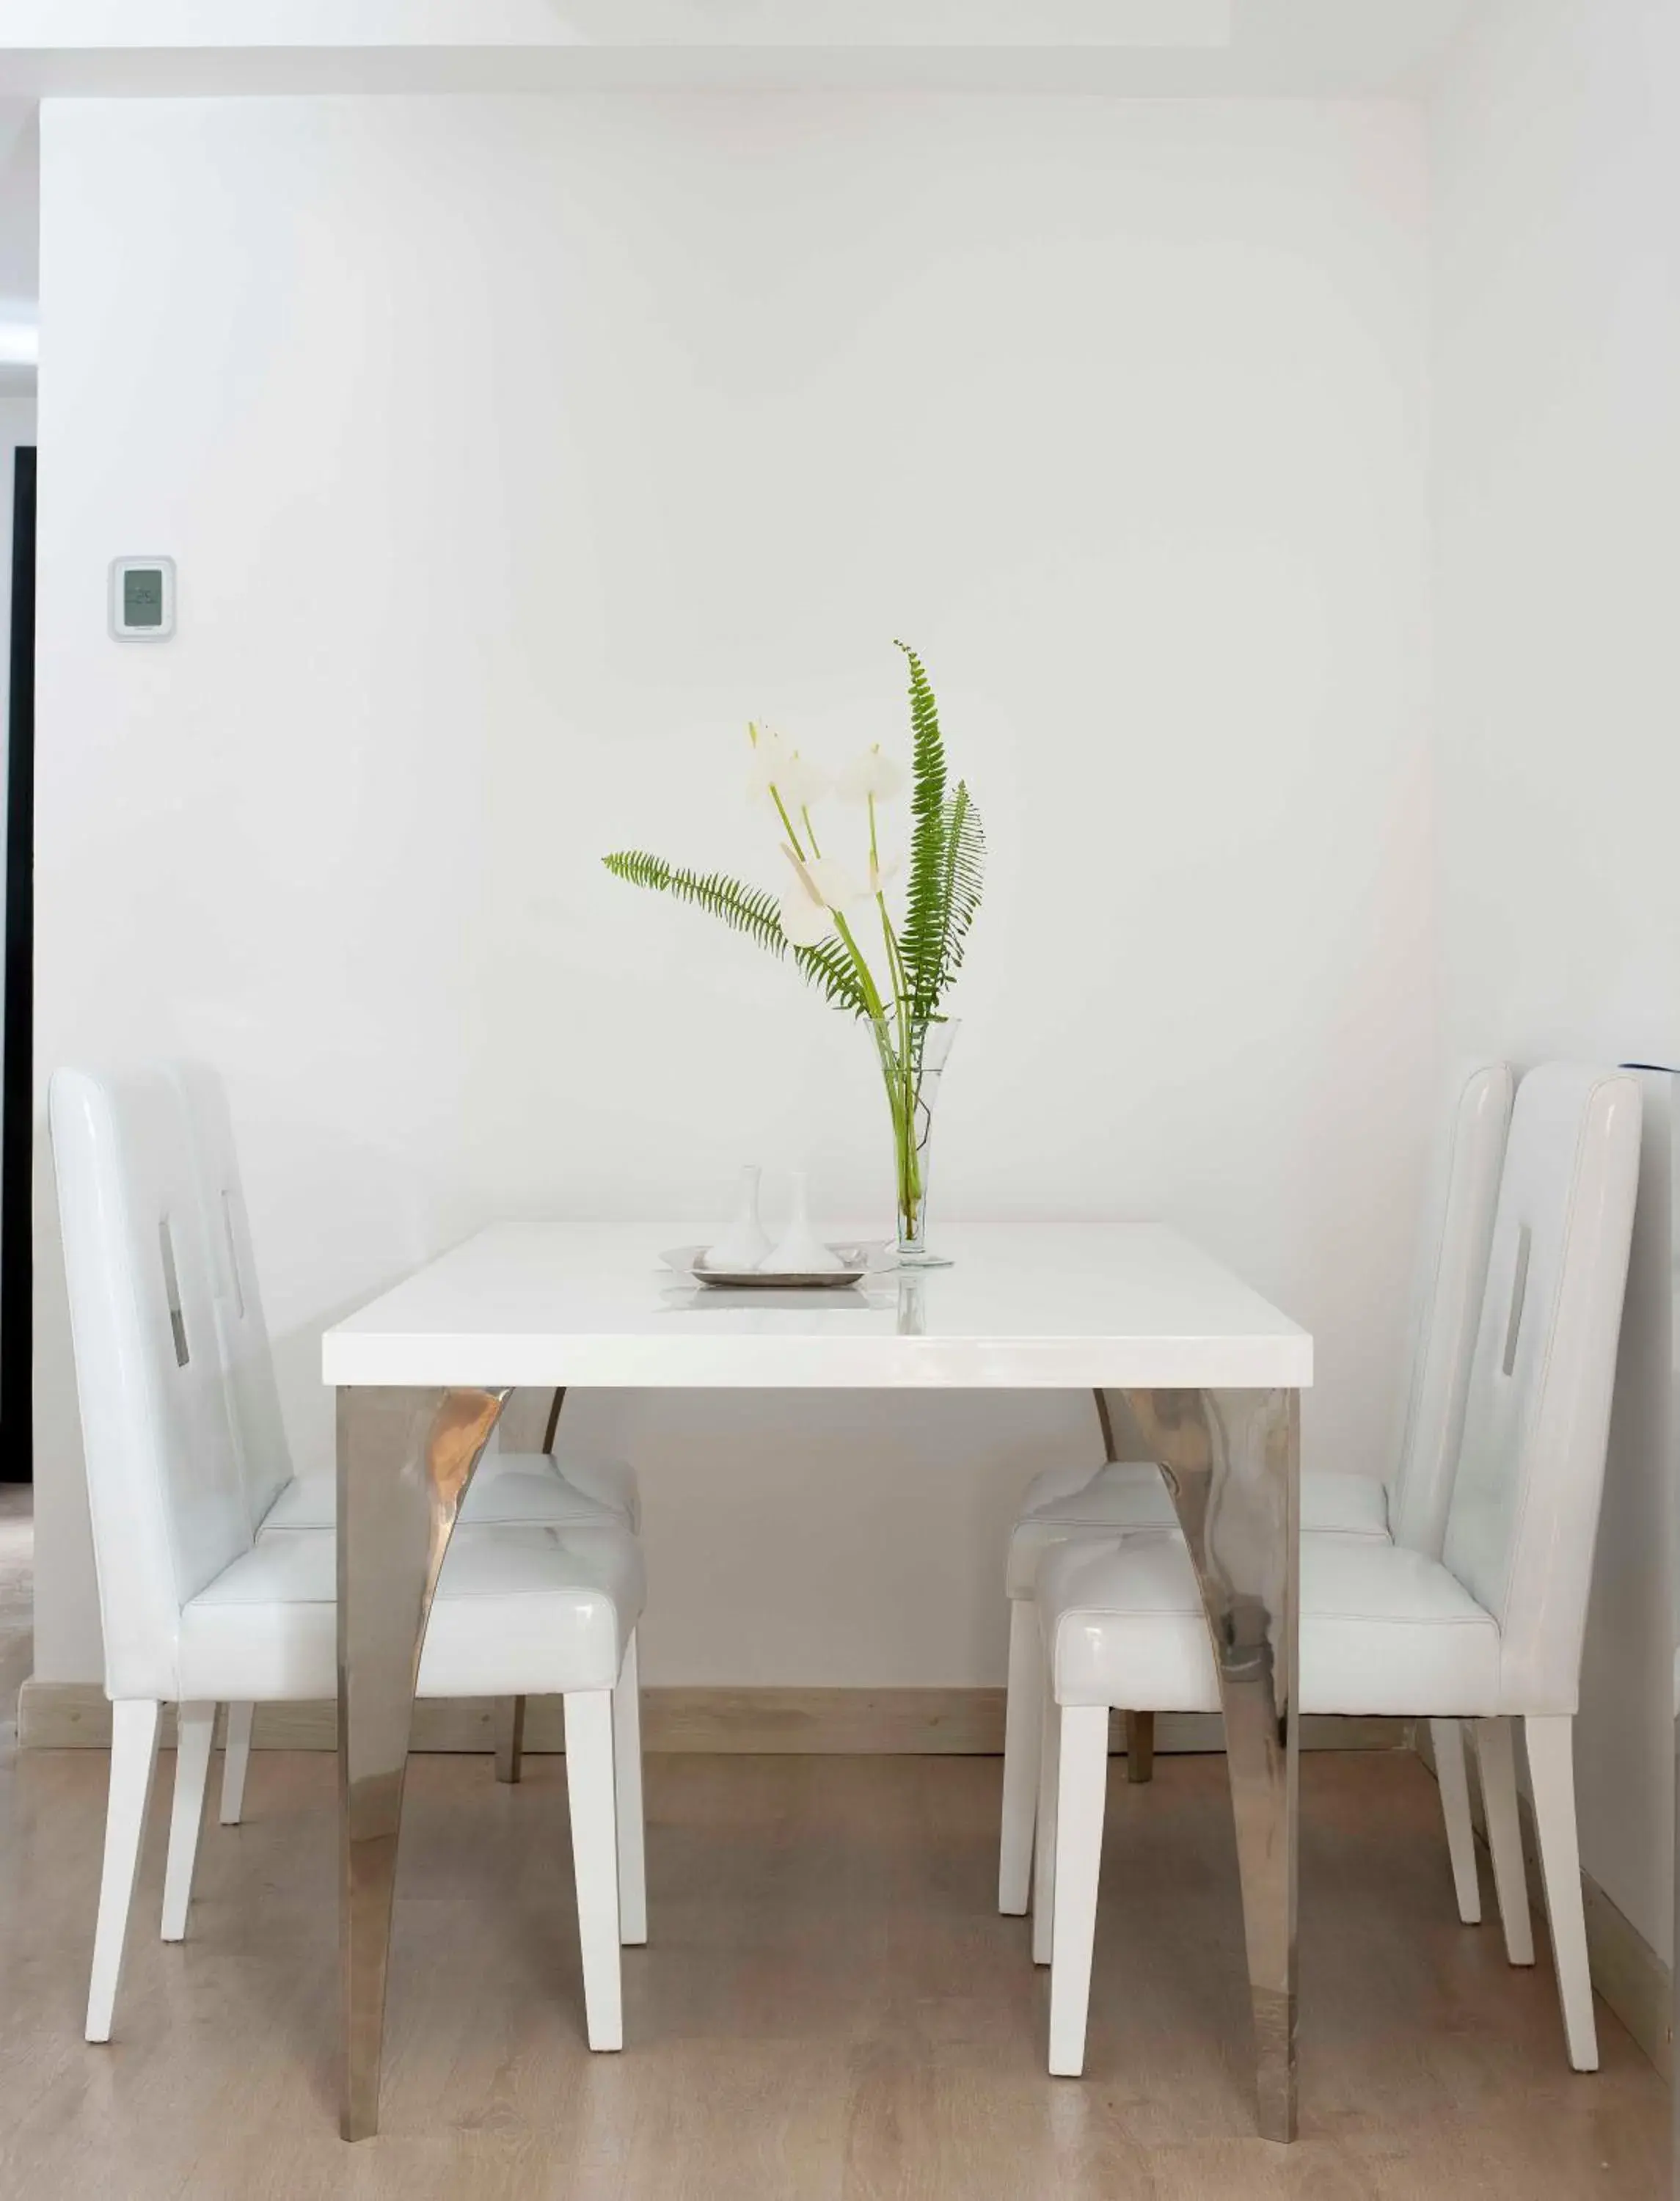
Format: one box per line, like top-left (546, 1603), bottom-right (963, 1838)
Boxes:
top-left (321, 1222), bottom-right (1312, 2142)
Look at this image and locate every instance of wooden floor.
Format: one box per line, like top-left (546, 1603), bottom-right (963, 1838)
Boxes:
top-left (0, 1738), bottom-right (1665, 2199)
top-left (0, 1485), bottom-right (32, 1742)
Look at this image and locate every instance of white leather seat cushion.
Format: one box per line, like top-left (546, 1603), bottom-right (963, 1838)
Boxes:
top-left (1006, 1461), bottom-right (1390, 1596)
top-left (179, 1522), bottom-right (644, 1701)
top-left (1041, 1531), bottom-right (1500, 1718)
top-left (258, 1448), bottom-right (641, 1535)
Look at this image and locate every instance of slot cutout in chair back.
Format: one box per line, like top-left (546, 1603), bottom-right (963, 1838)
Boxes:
top-left (169, 1062), bottom-right (298, 1533)
top-left (1387, 1062), bottom-right (1515, 1555)
top-left (158, 1216), bottom-right (189, 1368)
top-left (1500, 1224), bottom-right (1530, 1379)
top-left (1442, 1065), bottom-right (1640, 1705)
top-left (51, 1065), bottom-right (255, 1702)
top-left (221, 1189), bottom-right (246, 1321)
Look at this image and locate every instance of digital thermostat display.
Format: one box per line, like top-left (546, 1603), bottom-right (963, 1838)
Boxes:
top-left (124, 569), bottom-right (164, 627)
top-left (109, 556), bottom-right (176, 640)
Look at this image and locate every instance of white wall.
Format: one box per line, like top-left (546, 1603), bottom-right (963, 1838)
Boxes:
top-left (33, 92), bottom-right (1433, 1685)
top-left (0, 99), bottom-right (39, 309)
top-left (1431, 0), bottom-right (1680, 1961)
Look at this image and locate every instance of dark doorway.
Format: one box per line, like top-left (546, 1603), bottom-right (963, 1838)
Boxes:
top-left (2, 445), bottom-right (34, 1482)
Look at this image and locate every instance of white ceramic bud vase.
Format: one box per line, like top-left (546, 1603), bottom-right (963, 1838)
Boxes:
top-left (703, 1165), bottom-right (772, 1272)
top-left (760, 1171), bottom-right (844, 1274)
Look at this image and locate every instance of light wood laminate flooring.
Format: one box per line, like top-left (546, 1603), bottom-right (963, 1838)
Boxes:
top-left (0, 1740), bottom-right (1665, 2197)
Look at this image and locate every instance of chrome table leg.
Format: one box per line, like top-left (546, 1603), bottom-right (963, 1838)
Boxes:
top-left (542, 1385), bottom-right (568, 1451)
top-left (1116, 1387), bottom-right (1300, 2142)
top-left (337, 1384), bottom-right (508, 2142)
top-left (493, 1693), bottom-right (526, 1784)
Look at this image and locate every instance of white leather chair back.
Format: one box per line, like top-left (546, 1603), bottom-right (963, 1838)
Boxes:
top-left (169, 1062), bottom-right (296, 1530)
top-left (51, 1065), bottom-right (254, 1701)
top-left (1444, 1064), bottom-right (1641, 1707)
top-left (1388, 1062), bottom-right (1515, 1555)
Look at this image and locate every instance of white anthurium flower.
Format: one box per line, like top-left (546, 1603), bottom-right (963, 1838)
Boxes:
top-left (806, 853), bottom-right (865, 909)
top-left (779, 844), bottom-right (834, 945)
top-left (868, 850), bottom-right (902, 896)
top-left (745, 721), bottom-right (790, 800)
top-left (777, 749), bottom-right (833, 809)
top-left (746, 725), bottom-right (831, 809)
top-left (836, 743), bottom-right (908, 803)
top-left (779, 846), bottom-right (864, 946)
top-left (780, 888), bottom-right (833, 947)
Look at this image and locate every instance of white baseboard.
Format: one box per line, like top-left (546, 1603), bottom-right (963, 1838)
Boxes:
top-left (16, 1679), bottom-right (1406, 1759)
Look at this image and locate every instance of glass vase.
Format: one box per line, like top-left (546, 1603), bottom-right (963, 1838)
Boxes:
top-left (872, 1016), bottom-right (959, 1266)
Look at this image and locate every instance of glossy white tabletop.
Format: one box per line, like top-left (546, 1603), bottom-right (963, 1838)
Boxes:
top-left (322, 1222), bottom-right (1312, 1392)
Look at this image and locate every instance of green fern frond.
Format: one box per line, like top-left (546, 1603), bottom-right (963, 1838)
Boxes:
top-left (931, 781), bottom-right (985, 1001)
top-left (795, 936), bottom-right (873, 1016)
top-left (894, 640), bottom-right (949, 1019)
top-left (602, 850), bottom-right (869, 1016)
top-left (603, 851), bottom-right (785, 952)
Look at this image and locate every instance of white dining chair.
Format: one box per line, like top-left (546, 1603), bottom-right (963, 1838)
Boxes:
top-left (998, 1062), bottom-right (1516, 1916)
top-left (51, 1063), bottom-right (648, 2052)
top-left (168, 1059), bottom-right (643, 1812)
top-left (1034, 1062), bottom-right (1640, 2078)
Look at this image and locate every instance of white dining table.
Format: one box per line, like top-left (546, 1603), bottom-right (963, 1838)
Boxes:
top-left (321, 1219), bottom-right (1312, 2142)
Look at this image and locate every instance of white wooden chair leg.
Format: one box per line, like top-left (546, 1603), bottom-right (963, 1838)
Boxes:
top-left (1031, 1673), bottom-right (1060, 1967)
top-left (219, 1701), bottom-right (254, 1826)
top-left (1473, 1716), bottom-right (1534, 1966)
top-left (563, 1690), bottom-right (623, 2051)
top-left (1048, 1704), bottom-right (1110, 2077)
top-left (1124, 1709), bottom-right (1155, 1784)
top-left (1525, 1715), bottom-right (1598, 2071)
top-left (998, 1598), bottom-right (1042, 1915)
top-left (1431, 1717), bottom-right (1482, 1924)
top-left (87, 1699), bottom-right (161, 2042)
top-left (613, 1631), bottom-right (648, 1947)
top-left (161, 1701), bottom-right (216, 1942)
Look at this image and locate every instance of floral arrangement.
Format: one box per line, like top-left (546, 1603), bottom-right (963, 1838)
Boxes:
top-left (604, 643), bottom-right (985, 1260)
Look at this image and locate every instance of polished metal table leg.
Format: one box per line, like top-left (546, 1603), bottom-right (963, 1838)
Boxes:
top-left (337, 1384), bottom-right (508, 2142)
top-left (1091, 1386), bottom-right (1117, 1460)
top-left (541, 1385), bottom-right (568, 1451)
top-left (493, 1693), bottom-right (526, 1784)
top-left (1117, 1387), bottom-right (1300, 2142)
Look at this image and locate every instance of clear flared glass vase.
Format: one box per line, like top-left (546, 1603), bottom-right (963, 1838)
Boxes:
top-left (872, 1016), bottom-right (959, 1267)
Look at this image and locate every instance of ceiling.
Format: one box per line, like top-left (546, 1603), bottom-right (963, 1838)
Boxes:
top-left (0, 0), bottom-right (1479, 98)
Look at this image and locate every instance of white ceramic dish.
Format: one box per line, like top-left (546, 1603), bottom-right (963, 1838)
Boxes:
top-left (659, 1242), bottom-right (894, 1290)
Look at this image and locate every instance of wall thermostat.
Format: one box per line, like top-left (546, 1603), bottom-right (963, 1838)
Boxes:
top-left (109, 556), bottom-right (176, 640)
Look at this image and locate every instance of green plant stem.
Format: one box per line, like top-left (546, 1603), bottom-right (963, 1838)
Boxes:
top-left (832, 910), bottom-right (890, 1024)
top-left (865, 794), bottom-right (910, 1041)
top-left (878, 899), bottom-right (908, 1041)
top-left (767, 741), bottom-right (953, 1245)
top-left (771, 788), bottom-right (806, 859)
top-left (876, 921), bottom-right (918, 1237)
top-left (770, 784), bottom-right (891, 1029)
top-left (862, 790), bottom-right (924, 1239)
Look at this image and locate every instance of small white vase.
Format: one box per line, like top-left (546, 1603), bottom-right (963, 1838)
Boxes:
top-left (702, 1166), bottom-right (772, 1273)
top-left (760, 1172), bottom-right (844, 1274)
